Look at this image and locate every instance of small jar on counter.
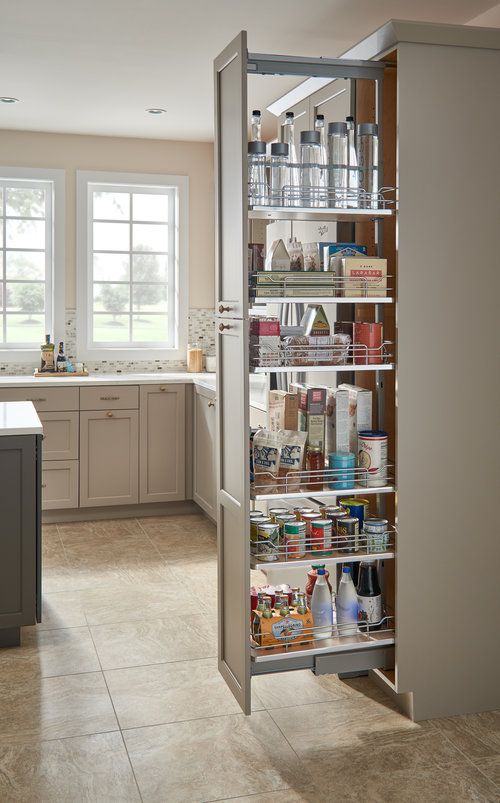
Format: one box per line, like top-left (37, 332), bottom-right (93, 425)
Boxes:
top-left (187, 342), bottom-right (203, 373)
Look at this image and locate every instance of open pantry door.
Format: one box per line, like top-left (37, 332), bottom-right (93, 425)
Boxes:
top-left (214, 32), bottom-right (251, 713)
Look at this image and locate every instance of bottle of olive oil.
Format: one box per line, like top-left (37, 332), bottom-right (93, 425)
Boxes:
top-left (40, 334), bottom-right (55, 373)
top-left (56, 341), bottom-right (67, 373)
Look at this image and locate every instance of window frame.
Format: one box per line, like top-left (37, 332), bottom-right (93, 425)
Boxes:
top-left (76, 170), bottom-right (188, 361)
top-left (0, 166), bottom-right (65, 362)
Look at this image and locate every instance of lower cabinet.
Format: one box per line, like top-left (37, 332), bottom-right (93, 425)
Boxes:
top-left (139, 384), bottom-right (186, 503)
top-left (80, 410), bottom-right (139, 507)
top-left (42, 460), bottom-right (79, 509)
top-left (193, 385), bottom-right (216, 521)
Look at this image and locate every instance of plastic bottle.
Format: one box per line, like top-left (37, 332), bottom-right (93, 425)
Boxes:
top-left (311, 566), bottom-right (333, 640)
top-left (336, 566), bottom-right (359, 636)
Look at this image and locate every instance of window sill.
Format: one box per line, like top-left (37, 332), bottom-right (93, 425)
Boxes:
top-left (0, 349), bottom-right (41, 365)
top-left (77, 346), bottom-right (187, 362)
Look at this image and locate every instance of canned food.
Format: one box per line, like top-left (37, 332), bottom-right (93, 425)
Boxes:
top-left (275, 513), bottom-right (296, 542)
top-left (336, 516), bottom-right (359, 553)
top-left (269, 507), bottom-right (289, 520)
top-left (254, 522), bottom-right (280, 562)
top-left (293, 507), bottom-right (315, 519)
top-left (328, 509), bottom-right (349, 547)
top-left (310, 519), bottom-right (333, 557)
top-left (358, 430), bottom-right (388, 487)
top-left (339, 498), bottom-right (370, 529)
top-left (250, 515), bottom-right (271, 543)
top-left (284, 521), bottom-right (306, 560)
top-left (364, 518), bottom-right (389, 553)
top-left (320, 505), bottom-right (344, 519)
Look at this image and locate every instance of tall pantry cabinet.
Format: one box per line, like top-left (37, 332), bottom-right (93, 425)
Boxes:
top-left (214, 21), bottom-right (500, 721)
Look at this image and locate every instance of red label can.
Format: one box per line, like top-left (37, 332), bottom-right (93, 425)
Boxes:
top-left (353, 322), bottom-right (383, 365)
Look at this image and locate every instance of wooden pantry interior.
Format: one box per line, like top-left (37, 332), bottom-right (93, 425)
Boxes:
top-left (214, 22), bottom-right (500, 722)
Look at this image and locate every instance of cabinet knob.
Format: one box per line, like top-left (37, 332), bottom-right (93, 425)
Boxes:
top-left (159, 386), bottom-right (166, 391)
top-left (219, 323), bottom-right (231, 332)
top-left (106, 411), bottom-right (114, 417)
top-left (41, 483), bottom-right (46, 489)
top-left (219, 305), bottom-right (232, 314)
top-left (208, 400), bottom-right (215, 408)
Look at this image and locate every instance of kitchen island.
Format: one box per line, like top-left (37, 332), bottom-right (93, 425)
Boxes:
top-left (0, 402), bottom-right (43, 645)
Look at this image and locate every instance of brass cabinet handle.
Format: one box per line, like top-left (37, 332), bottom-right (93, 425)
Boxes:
top-left (41, 483), bottom-right (46, 488)
top-left (219, 323), bottom-right (231, 332)
top-left (208, 400), bottom-right (215, 408)
top-left (31, 397), bottom-right (46, 403)
top-left (159, 386), bottom-right (166, 391)
top-left (100, 395), bottom-right (120, 401)
top-left (106, 411), bottom-right (114, 417)
top-left (219, 305), bottom-right (232, 314)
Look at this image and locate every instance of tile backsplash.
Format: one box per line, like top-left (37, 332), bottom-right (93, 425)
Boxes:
top-left (0, 308), bottom-right (215, 376)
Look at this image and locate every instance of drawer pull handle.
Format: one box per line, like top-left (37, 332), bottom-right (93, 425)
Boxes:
top-left (106, 411), bottom-right (114, 417)
top-left (218, 305), bottom-right (232, 314)
top-left (41, 484), bottom-right (46, 489)
top-left (208, 400), bottom-right (215, 408)
top-left (219, 323), bottom-right (231, 332)
top-left (31, 398), bottom-right (46, 403)
top-left (100, 395), bottom-right (120, 401)
top-left (159, 386), bottom-right (166, 391)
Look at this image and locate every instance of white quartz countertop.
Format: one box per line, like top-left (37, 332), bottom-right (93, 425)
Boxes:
top-left (0, 372), bottom-right (216, 390)
top-left (0, 401), bottom-right (43, 436)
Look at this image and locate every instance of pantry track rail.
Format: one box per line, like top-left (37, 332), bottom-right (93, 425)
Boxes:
top-left (253, 363), bottom-right (395, 374)
top-left (249, 206), bottom-right (394, 223)
top-left (251, 296), bottom-right (394, 305)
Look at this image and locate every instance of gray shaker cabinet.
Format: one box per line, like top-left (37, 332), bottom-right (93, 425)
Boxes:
top-left (0, 434), bottom-right (41, 645)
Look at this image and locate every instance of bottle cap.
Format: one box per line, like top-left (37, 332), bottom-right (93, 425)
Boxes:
top-left (328, 122), bottom-right (348, 135)
top-left (248, 141), bottom-right (266, 155)
top-left (252, 109), bottom-right (261, 116)
top-left (300, 130), bottom-right (320, 145)
top-left (285, 111), bottom-right (294, 119)
top-left (357, 122), bottom-right (378, 136)
top-left (346, 115), bottom-right (354, 122)
top-left (315, 113), bottom-right (325, 121)
top-left (317, 567), bottom-right (325, 575)
top-left (271, 142), bottom-right (289, 156)
top-left (342, 566), bottom-right (352, 573)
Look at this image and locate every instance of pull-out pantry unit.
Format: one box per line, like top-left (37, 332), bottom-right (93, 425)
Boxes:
top-left (214, 21), bottom-right (500, 720)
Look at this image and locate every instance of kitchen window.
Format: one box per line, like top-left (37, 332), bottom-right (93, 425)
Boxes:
top-left (77, 171), bottom-right (188, 361)
top-left (0, 167), bottom-right (65, 360)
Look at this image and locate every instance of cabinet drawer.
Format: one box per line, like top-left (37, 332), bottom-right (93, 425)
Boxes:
top-left (80, 385), bottom-right (139, 410)
top-left (42, 460), bottom-right (78, 510)
top-left (0, 387), bottom-right (79, 412)
top-left (39, 412), bottom-right (79, 460)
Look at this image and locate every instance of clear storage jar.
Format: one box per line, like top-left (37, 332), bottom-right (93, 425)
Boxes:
top-left (269, 142), bottom-right (289, 207)
top-left (327, 122), bottom-right (348, 208)
top-left (248, 141), bottom-right (268, 206)
top-left (357, 123), bottom-right (379, 209)
top-left (299, 130), bottom-right (323, 208)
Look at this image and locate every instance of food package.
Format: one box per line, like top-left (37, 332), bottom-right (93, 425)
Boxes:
top-left (301, 304), bottom-right (330, 336)
top-left (252, 429), bottom-right (281, 494)
top-left (248, 243), bottom-right (265, 272)
top-left (338, 383), bottom-right (373, 453)
top-left (325, 388), bottom-right (350, 455)
top-left (281, 335), bottom-right (310, 367)
top-left (252, 607), bottom-right (314, 648)
top-left (340, 256), bottom-right (387, 297)
top-left (286, 238), bottom-right (304, 271)
top-left (296, 385), bottom-right (327, 415)
top-left (298, 410), bottom-right (325, 453)
top-left (250, 318), bottom-right (281, 368)
top-left (322, 243), bottom-right (367, 275)
top-left (278, 430), bottom-right (307, 492)
top-left (265, 240), bottom-right (290, 271)
top-left (268, 391), bottom-right (299, 431)
top-left (309, 334), bottom-right (351, 366)
top-left (251, 584), bottom-right (293, 612)
top-left (303, 242), bottom-right (321, 272)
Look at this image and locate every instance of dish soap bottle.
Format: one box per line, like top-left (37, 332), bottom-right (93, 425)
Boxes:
top-left (311, 566), bottom-right (333, 640)
top-left (336, 566), bottom-right (359, 636)
top-left (40, 334), bottom-right (55, 373)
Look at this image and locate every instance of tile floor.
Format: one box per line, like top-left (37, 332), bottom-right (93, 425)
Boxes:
top-left (0, 514), bottom-right (499, 802)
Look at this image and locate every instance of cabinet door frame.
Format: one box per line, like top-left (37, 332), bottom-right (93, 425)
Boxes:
top-left (139, 384), bottom-right (186, 504)
top-left (41, 460), bottom-right (79, 510)
top-left (39, 411), bottom-right (79, 460)
top-left (79, 409), bottom-right (139, 507)
top-left (193, 384), bottom-right (216, 521)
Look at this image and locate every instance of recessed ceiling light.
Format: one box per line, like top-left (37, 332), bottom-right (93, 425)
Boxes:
top-left (0, 97), bottom-right (20, 104)
top-left (146, 108), bottom-right (166, 115)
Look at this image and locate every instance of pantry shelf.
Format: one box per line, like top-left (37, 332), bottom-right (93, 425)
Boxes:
top-left (251, 296), bottom-right (394, 305)
top-left (251, 548), bottom-right (395, 571)
top-left (252, 484), bottom-right (395, 501)
top-left (248, 206), bottom-right (395, 223)
top-left (252, 363), bottom-right (395, 374)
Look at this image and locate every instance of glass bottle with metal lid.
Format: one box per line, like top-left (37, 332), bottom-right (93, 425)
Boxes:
top-left (299, 130), bottom-right (323, 208)
top-left (269, 142), bottom-right (289, 207)
top-left (357, 122), bottom-right (379, 209)
top-left (282, 112), bottom-right (299, 206)
top-left (248, 140), bottom-right (268, 206)
top-left (327, 122), bottom-right (348, 208)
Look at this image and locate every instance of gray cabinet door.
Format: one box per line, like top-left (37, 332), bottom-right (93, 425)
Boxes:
top-left (139, 384), bottom-right (186, 503)
top-left (80, 410), bottom-right (139, 507)
top-left (214, 31), bottom-right (248, 321)
top-left (0, 435), bottom-right (38, 629)
top-left (193, 385), bottom-right (216, 521)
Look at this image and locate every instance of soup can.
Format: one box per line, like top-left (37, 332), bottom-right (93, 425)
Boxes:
top-left (357, 430), bottom-right (388, 487)
top-left (320, 504), bottom-right (344, 519)
top-left (353, 321), bottom-right (383, 365)
top-left (254, 522), bottom-right (280, 562)
top-left (364, 518), bottom-right (389, 552)
top-left (250, 514), bottom-right (271, 543)
top-left (339, 497), bottom-right (370, 529)
top-left (293, 507), bottom-right (315, 519)
top-left (268, 507), bottom-right (289, 520)
top-left (310, 519), bottom-right (333, 557)
top-left (284, 521), bottom-right (306, 560)
top-left (301, 512), bottom-right (322, 544)
top-left (336, 515), bottom-right (359, 553)
top-left (275, 513), bottom-right (296, 543)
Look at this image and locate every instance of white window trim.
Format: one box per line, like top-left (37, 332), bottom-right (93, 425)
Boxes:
top-left (0, 166), bottom-right (65, 363)
top-left (76, 170), bottom-right (188, 362)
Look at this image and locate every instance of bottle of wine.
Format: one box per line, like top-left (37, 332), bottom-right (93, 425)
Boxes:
top-left (40, 334), bottom-right (55, 373)
top-left (357, 559), bottom-right (382, 630)
top-left (56, 341), bottom-right (67, 373)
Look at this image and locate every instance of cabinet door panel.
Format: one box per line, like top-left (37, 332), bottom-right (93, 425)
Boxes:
top-left (193, 386), bottom-right (216, 520)
top-left (139, 384), bottom-right (186, 503)
top-left (80, 411), bottom-right (138, 507)
top-left (214, 31), bottom-right (247, 319)
top-left (39, 412), bottom-right (78, 460)
top-left (0, 387), bottom-right (78, 412)
top-left (42, 460), bottom-right (78, 510)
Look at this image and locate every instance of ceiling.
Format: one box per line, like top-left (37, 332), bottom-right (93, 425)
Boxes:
top-left (0, 0), bottom-right (498, 142)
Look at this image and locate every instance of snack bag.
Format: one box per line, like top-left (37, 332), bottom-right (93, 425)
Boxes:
top-left (252, 429), bottom-right (281, 494)
top-left (278, 430), bottom-right (307, 492)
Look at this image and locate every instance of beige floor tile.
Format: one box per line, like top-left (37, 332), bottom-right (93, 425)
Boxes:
top-left (0, 627), bottom-right (100, 678)
top-left (253, 669), bottom-right (366, 710)
top-left (0, 672), bottom-right (118, 744)
top-left (41, 523), bottom-right (60, 541)
top-left (57, 517), bottom-right (144, 544)
top-left (432, 710), bottom-right (500, 759)
top-left (90, 613), bottom-right (217, 670)
top-left (123, 710), bottom-right (312, 803)
top-left (474, 755), bottom-right (500, 786)
top-left (0, 731), bottom-right (140, 802)
top-left (38, 592), bottom-right (88, 630)
top-left (218, 792), bottom-right (323, 803)
top-left (105, 657), bottom-right (264, 729)
top-left (82, 580), bottom-right (206, 625)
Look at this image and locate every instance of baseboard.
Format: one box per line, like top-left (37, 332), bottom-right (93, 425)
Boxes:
top-left (42, 499), bottom-right (201, 524)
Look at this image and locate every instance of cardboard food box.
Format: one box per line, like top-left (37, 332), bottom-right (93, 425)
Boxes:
top-left (250, 318), bottom-right (280, 337)
top-left (298, 410), bottom-right (325, 451)
top-left (301, 304), bottom-right (330, 336)
top-left (296, 385), bottom-right (327, 415)
top-left (248, 243), bottom-right (265, 272)
top-left (268, 391), bottom-right (299, 432)
top-left (325, 388), bottom-right (350, 455)
top-left (252, 608), bottom-right (314, 648)
top-left (340, 256), bottom-right (388, 297)
top-left (323, 243), bottom-right (368, 275)
top-left (265, 239), bottom-right (291, 271)
top-left (338, 383), bottom-right (373, 453)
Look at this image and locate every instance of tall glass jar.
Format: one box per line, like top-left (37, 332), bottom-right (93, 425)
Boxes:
top-left (248, 141), bottom-right (268, 206)
top-left (299, 130), bottom-right (322, 208)
top-left (327, 122), bottom-right (348, 208)
top-left (315, 114), bottom-right (328, 207)
top-left (269, 142), bottom-right (289, 207)
top-left (282, 112), bottom-right (299, 206)
top-left (346, 115), bottom-right (359, 207)
top-left (357, 123), bottom-right (379, 209)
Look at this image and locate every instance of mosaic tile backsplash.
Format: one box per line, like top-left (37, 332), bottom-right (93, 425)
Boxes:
top-left (0, 308), bottom-right (216, 376)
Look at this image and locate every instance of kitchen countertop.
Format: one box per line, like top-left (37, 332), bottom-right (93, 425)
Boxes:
top-left (0, 401), bottom-right (43, 436)
top-left (0, 372), bottom-right (216, 390)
